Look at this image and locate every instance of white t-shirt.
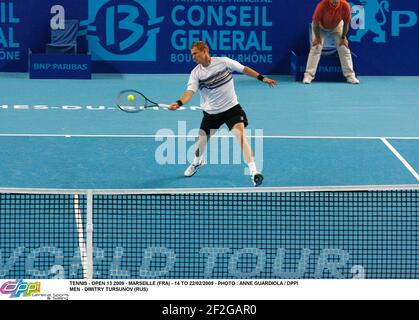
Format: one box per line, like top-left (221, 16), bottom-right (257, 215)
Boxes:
top-left (187, 57), bottom-right (245, 114)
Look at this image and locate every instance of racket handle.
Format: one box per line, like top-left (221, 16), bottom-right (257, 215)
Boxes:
top-left (158, 104), bottom-right (171, 108)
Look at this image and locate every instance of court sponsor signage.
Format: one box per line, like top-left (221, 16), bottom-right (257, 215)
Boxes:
top-left (29, 52), bottom-right (91, 79)
top-left (84, 0), bottom-right (164, 62)
top-left (0, 1), bottom-right (26, 71)
top-left (1, 1), bottom-right (418, 75)
top-left (350, 0), bottom-right (417, 43)
top-left (81, 0), bottom-right (276, 73)
top-left (347, 0), bottom-right (418, 74)
top-left (169, 3), bottom-right (274, 66)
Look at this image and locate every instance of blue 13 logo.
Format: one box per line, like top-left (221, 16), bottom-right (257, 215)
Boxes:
top-left (95, 0), bottom-right (151, 54)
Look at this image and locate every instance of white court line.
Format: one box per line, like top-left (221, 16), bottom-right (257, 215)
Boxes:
top-left (1, 133), bottom-right (419, 139)
top-left (74, 194), bottom-right (88, 279)
top-left (381, 138), bottom-right (419, 181)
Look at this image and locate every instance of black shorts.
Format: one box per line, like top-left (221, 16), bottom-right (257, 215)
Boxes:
top-left (199, 104), bottom-right (249, 135)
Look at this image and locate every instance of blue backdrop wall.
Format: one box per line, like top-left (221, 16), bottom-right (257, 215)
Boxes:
top-left (1, 0), bottom-right (418, 75)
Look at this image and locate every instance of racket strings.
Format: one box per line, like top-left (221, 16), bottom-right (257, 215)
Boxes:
top-left (120, 91), bottom-right (147, 112)
top-left (116, 90), bottom-right (163, 113)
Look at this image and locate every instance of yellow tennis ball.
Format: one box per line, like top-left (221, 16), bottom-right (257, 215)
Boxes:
top-left (127, 94), bottom-right (135, 101)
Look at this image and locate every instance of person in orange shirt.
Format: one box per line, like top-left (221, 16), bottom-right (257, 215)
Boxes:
top-left (303, 0), bottom-right (359, 84)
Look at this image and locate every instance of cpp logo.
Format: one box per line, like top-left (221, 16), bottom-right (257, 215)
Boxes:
top-left (349, 0), bottom-right (417, 43)
top-left (0, 280), bottom-right (41, 298)
top-left (83, 0), bottom-right (164, 61)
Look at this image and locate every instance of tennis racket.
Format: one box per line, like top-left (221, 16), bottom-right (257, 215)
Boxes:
top-left (116, 89), bottom-right (170, 113)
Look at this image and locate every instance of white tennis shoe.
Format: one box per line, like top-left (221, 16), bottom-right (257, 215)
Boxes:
top-left (184, 159), bottom-right (205, 177)
top-left (302, 75), bottom-right (313, 84)
top-left (346, 76), bottom-right (360, 84)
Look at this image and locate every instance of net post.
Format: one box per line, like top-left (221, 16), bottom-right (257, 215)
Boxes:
top-left (86, 190), bottom-right (94, 279)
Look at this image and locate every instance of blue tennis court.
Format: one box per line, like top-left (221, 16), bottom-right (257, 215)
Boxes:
top-left (1, 74), bottom-right (418, 189)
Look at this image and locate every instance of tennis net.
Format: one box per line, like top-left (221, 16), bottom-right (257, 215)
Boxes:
top-left (1, 186), bottom-right (418, 279)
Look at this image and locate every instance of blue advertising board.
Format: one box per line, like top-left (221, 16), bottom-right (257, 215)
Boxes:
top-left (28, 52), bottom-right (91, 79)
top-left (0, 1), bottom-right (30, 71)
top-left (0, 0), bottom-right (418, 75)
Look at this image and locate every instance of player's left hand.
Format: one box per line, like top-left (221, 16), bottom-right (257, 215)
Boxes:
top-left (264, 78), bottom-right (277, 88)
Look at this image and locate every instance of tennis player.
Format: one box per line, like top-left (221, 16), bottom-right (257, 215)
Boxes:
top-left (169, 41), bottom-right (276, 186)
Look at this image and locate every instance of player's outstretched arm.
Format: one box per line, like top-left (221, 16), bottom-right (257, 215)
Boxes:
top-left (243, 66), bottom-right (277, 88)
top-left (169, 90), bottom-right (195, 110)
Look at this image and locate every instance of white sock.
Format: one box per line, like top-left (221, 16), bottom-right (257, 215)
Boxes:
top-left (192, 155), bottom-right (202, 165)
top-left (247, 162), bottom-right (257, 176)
